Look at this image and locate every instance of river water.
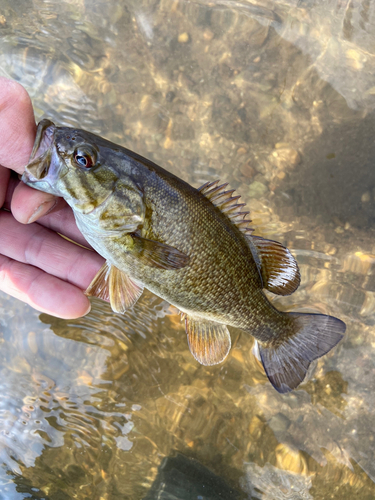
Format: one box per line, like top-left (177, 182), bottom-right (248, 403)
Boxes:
top-left (0, 0), bottom-right (374, 498)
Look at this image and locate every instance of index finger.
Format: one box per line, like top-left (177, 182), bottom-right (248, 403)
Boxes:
top-left (0, 166), bottom-right (10, 207)
top-left (0, 77), bottom-right (36, 172)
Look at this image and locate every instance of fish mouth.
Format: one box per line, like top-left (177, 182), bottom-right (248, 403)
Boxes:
top-left (22, 119), bottom-right (56, 183)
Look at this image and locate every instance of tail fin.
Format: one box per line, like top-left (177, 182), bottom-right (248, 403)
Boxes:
top-left (258, 313), bottom-right (345, 394)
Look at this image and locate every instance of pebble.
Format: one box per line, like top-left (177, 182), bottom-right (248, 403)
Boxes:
top-left (268, 413), bottom-right (290, 434)
top-left (346, 48), bottom-right (364, 70)
top-left (326, 246), bottom-right (337, 256)
top-left (178, 32), bottom-right (190, 43)
top-left (248, 181), bottom-right (267, 199)
top-left (164, 137), bottom-right (172, 149)
top-left (240, 161), bottom-right (255, 178)
top-left (237, 147), bottom-right (247, 155)
top-left (343, 251), bottom-right (375, 275)
top-left (270, 147), bottom-right (300, 170)
top-left (361, 191), bottom-right (371, 203)
top-left (203, 30), bottom-right (214, 41)
top-left (275, 443), bottom-right (308, 475)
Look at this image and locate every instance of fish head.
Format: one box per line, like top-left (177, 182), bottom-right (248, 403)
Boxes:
top-left (22, 119), bottom-right (123, 215)
top-left (22, 119), bottom-right (146, 234)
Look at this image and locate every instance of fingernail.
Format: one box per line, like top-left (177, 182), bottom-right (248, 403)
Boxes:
top-left (27, 199), bottom-right (57, 223)
top-left (83, 301), bottom-right (92, 316)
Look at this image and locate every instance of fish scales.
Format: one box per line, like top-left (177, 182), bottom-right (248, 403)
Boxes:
top-left (80, 160), bottom-right (277, 332)
top-left (22, 119), bottom-right (346, 393)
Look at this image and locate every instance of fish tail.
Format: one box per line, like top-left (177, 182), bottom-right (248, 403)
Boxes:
top-left (256, 313), bottom-right (345, 393)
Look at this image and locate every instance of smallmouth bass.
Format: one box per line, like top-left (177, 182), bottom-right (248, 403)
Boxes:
top-left (22, 119), bottom-right (346, 393)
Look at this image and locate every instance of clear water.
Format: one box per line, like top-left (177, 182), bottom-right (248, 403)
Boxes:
top-left (0, 0), bottom-right (375, 498)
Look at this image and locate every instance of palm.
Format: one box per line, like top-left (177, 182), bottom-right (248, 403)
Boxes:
top-left (0, 77), bottom-right (103, 318)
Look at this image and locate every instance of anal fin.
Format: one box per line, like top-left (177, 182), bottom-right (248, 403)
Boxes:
top-left (185, 316), bottom-right (231, 365)
top-left (85, 261), bottom-right (144, 314)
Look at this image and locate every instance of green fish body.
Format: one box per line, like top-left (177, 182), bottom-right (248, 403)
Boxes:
top-left (22, 119), bottom-right (346, 393)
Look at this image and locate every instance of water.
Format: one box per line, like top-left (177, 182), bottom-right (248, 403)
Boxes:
top-left (0, 0), bottom-right (374, 498)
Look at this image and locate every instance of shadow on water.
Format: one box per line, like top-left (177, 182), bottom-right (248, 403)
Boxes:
top-left (7, 452), bottom-right (242, 500)
top-left (273, 81), bottom-right (375, 231)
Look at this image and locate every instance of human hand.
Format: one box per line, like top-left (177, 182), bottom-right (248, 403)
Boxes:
top-left (0, 77), bottom-right (104, 319)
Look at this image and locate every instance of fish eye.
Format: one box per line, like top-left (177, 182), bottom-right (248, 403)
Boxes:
top-left (73, 147), bottom-right (97, 169)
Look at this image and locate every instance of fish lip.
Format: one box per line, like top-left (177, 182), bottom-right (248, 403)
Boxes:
top-left (29, 119), bottom-right (56, 162)
top-left (22, 119), bottom-right (57, 184)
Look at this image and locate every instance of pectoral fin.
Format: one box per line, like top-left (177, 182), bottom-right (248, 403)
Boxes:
top-left (85, 261), bottom-right (144, 313)
top-left (185, 316), bottom-right (231, 365)
top-left (108, 266), bottom-right (144, 313)
top-left (249, 236), bottom-right (300, 296)
top-left (131, 234), bottom-right (190, 270)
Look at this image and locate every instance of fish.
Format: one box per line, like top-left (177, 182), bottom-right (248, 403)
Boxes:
top-left (21, 119), bottom-right (346, 393)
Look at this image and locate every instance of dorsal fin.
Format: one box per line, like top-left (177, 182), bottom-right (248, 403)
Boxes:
top-left (198, 179), bottom-right (253, 234)
top-left (198, 180), bottom-right (300, 296)
top-left (249, 236), bottom-right (301, 296)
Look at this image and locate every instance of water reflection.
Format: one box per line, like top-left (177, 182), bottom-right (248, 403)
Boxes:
top-left (0, 0), bottom-right (375, 498)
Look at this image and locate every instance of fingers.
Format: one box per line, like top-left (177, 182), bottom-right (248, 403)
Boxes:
top-left (11, 181), bottom-right (66, 224)
top-left (0, 77), bottom-right (36, 171)
top-left (0, 210), bottom-right (105, 318)
top-left (0, 211), bottom-right (103, 290)
top-left (37, 206), bottom-right (91, 248)
top-left (0, 78), bottom-right (104, 319)
top-left (9, 179), bottom-right (90, 247)
top-left (0, 255), bottom-right (92, 319)
top-left (0, 77), bottom-right (62, 225)
top-left (0, 165), bottom-right (10, 207)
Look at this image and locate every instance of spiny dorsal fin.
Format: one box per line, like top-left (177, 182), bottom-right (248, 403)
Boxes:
top-left (198, 180), bottom-right (222, 194)
top-left (85, 261), bottom-right (144, 313)
top-left (198, 181), bottom-right (299, 296)
top-left (249, 236), bottom-right (301, 296)
top-left (198, 179), bottom-right (253, 233)
top-left (185, 315), bottom-right (231, 365)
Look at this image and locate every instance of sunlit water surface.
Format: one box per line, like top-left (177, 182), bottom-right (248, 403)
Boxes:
top-left (0, 0), bottom-right (375, 498)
